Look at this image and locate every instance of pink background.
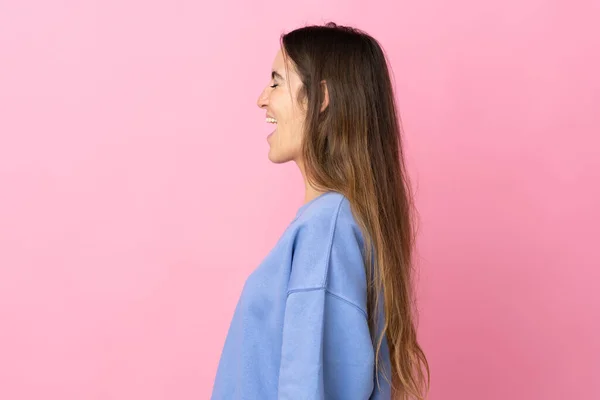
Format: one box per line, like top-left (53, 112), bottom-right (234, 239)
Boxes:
top-left (1, 1), bottom-right (598, 399)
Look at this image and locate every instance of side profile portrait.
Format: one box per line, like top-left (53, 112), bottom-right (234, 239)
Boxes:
top-left (211, 22), bottom-right (430, 400)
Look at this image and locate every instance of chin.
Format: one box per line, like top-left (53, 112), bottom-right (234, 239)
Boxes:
top-left (267, 153), bottom-right (289, 164)
top-left (267, 149), bottom-right (294, 164)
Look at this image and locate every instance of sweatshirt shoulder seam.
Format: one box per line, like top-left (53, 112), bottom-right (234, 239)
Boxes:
top-left (286, 287), bottom-right (368, 318)
top-left (320, 195), bottom-right (345, 287)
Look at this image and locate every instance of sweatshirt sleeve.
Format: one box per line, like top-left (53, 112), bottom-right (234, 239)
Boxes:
top-left (277, 289), bottom-right (375, 399)
top-left (277, 202), bottom-right (376, 399)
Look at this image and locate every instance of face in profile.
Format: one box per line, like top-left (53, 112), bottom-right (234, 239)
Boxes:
top-left (256, 49), bottom-right (307, 164)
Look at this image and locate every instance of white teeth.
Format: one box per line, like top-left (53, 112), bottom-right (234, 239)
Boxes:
top-left (266, 117), bottom-right (278, 124)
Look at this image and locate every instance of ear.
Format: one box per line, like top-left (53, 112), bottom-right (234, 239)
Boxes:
top-left (320, 80), bottom-right (329, 112)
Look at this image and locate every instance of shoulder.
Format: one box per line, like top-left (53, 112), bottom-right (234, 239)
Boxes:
top-left (287, 192), bottom-right (368, 310)
top-left (293, 192), bottom-right (362, 237)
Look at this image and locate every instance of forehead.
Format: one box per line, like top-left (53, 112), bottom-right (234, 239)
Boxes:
top-left (271, 49), bottom-right (297, 80)
top-left (272, 49), bottom-right (285, 70)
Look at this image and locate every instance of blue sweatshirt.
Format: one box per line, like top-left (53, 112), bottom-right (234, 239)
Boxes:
top-left (211, 191), bottom-right (391, 399)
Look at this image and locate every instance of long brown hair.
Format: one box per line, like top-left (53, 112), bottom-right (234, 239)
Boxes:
top-left (280, 22), bottom-right (430, 399)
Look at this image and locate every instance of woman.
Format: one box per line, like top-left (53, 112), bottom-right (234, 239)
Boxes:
top-left (211, 22), bottom-right (430, 400)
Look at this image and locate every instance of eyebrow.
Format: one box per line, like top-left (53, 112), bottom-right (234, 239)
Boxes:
top-left (271, 70), bottom-right (285, 81)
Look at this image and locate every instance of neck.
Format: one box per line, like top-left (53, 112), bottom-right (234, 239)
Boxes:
top-left (304, 185), bottom-right (326, 204)
top-left (296, 158), bottom-right (328, 205)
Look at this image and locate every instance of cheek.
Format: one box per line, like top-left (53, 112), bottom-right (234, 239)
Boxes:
top-left (282, 127), bottom-right (303, 154)
top-left (270, 92), bottom-right (285, 114)
top-left (274, 124), bottom-right (300, 150)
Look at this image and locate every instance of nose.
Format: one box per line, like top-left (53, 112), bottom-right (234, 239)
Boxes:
top-left (257, 86), bottom-right (269, 109)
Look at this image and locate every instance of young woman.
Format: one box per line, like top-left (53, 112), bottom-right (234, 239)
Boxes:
top-left (211, 22), bottom-right (430, 400)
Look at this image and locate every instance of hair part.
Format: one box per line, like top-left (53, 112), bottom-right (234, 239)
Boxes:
top-left (280, 22), bottom-right (430, 400)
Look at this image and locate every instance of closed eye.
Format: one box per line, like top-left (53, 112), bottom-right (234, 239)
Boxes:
top-left (270, 84), bottom-right (278, 88)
